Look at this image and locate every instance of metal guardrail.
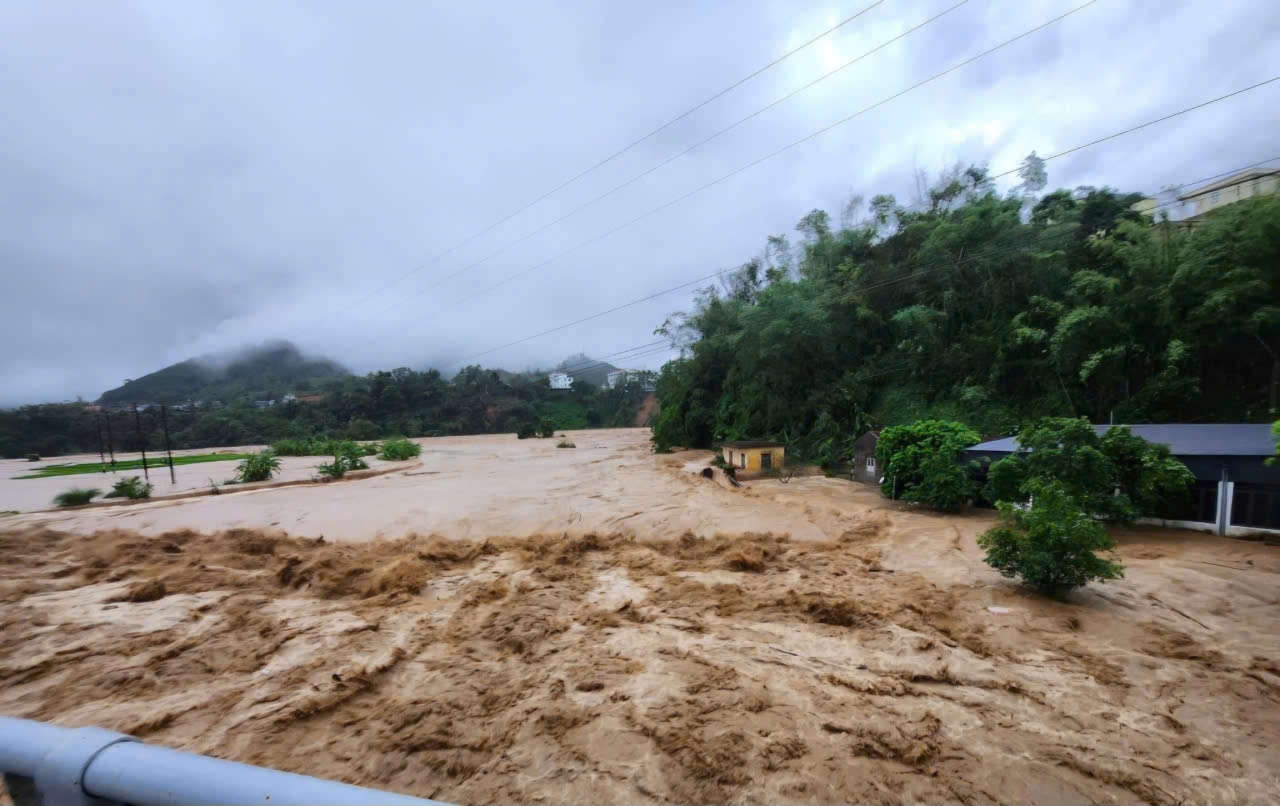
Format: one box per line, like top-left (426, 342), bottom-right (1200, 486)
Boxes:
top-left (0, 716), bottom-right (448, 806)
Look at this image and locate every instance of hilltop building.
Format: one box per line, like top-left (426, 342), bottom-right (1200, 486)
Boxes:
top-left (1135, 168), bottom-right (1278, 222)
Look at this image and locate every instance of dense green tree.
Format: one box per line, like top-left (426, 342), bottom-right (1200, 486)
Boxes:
top-left (984, 417), bottom-right (1193, 521)
top-left (875, 420), bottom-right (979, 512)
top-left (651, 169), bottom-right (1280, 463)
top-left (978, 478), bottom-right (1124, 598)
top-left (1099, 426), bottom-right (1196, 517)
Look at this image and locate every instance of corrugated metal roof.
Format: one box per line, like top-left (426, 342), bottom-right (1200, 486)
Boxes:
top-left (967, 424), bottom-right (1277, 457)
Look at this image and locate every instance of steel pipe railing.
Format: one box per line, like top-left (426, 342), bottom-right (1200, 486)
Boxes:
top-left (0, 716), bottom-right (448, 806)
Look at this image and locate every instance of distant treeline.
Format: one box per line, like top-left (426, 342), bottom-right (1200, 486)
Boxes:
top-left (653, 161), bottom-right (1280, 462)
top-left (1, 366), bottom-right (652, 458)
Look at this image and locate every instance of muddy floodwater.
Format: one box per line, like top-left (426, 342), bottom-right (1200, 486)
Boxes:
top-left (2, 429), bottom-right (1278, 803)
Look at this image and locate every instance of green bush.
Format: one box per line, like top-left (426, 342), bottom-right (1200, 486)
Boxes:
top-left (25, 453), bottom-right (40, 462)
top-left (315, 460), bottom-right (345, 479)
top-left (341, 444), bottom-right (370, 470)
top-left (235, 450), bottom-right (281, 483)
top-left (271, 437), bottom-right (380, 457)
top-left (1100, 426), bottom-right (1196, 517)
top-left (984, 418), bottom-right (1193, 521)
top-left (271, 438), bottom-right (312, 456)
top-left (978, 479), bottom-right (1124, 598)
top-left (536, 418), bottom-right (556, 439)
top-left (556, 440), bottom-right (576, 449)
top-left (516, 424), bottom-right (536, 439)
top-left (378, 437), bottom-right (422, 461)
top-left (54, 488), bottom-right (100, 507)
top-left (316, 444), bottom-right (369, 480)
top-left (876, 420), bottom-right (979, 512)
top-left (105, 476), bottom-right (152, 500)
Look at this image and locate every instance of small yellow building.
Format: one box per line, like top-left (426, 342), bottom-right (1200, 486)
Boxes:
top-left (722, 440), bottom-right (785, 478)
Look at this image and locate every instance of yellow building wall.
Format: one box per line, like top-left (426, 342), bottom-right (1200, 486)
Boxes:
top-left (1188, 174), bottom-right (1278, 217)
top-left (722, 446), bottom-right (786, 475)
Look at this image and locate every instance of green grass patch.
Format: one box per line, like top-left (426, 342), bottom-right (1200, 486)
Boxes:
top-left (17, 452), bottom-right (254, 479)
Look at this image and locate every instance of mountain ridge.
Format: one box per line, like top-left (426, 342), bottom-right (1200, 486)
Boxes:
top-left (97, 340), bottom-right (350, 405)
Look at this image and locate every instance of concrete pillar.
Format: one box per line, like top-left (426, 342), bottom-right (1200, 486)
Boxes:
top-left (1215, 468), bottom-right (1234, 535)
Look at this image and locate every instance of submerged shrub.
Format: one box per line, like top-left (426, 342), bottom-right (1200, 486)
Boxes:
top-left (54, 488), bottom-right (100, 507)
top-left (106, 476), bottom-right (152, 500)
top-left (378, 437), bottom-right (422, 461)
top-left (236, 450), bottom-right (281, 483)
top-left (316, 444), bottom-right (369, 479)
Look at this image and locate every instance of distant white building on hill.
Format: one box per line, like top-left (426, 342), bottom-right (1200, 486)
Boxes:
top-left (549, 371), bottom-right (573, 390)
top-left (604, 369), bottom-right (626, 389)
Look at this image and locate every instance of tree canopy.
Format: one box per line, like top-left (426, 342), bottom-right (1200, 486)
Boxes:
top-left (984, 417), bottom-right (1194, 521)
top-left (978, 478), bottom-right (1125, 598)
top-left (653, 163), bottom-right (1280, 458)
top-left (875, 420), bottom-right (979, 512)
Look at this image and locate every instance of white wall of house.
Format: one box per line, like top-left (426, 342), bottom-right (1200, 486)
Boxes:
top-left (549, 372), bottom-right (573, 390)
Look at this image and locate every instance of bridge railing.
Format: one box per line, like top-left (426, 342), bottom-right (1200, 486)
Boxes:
top-left (0, 716), bottom-right (448, 806)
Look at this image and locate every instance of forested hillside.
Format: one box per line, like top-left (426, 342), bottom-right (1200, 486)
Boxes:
top-left (98, 340), bottom-right (349, 405)
top-left (653, 164), bottom-right (1280, 463)
top-left (2, 363), bottom-right (652, 457)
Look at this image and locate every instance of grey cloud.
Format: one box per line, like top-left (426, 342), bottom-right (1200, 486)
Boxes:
top-left (2, 0), bottom-right (1278, 405)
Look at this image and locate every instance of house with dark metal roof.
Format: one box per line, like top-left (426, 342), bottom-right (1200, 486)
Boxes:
top-left (965, 424), bottom-right (1280, 536)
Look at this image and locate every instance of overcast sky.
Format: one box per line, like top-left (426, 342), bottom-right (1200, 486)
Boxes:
top-left (2, 0), bottom-right (1278, 404)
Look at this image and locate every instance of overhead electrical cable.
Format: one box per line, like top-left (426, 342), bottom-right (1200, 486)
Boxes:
top-left (339, 0), bottom-right (888, 314)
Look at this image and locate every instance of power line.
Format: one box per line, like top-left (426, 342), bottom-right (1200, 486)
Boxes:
top-left (378, 0), bottom-right (973, 313)
top-left (397, 0), bottom-right (1102, 318)
top-left (454, 154), bottom-right (1277, 371)
top-left (468, 338), bottom-right (677, 379)
top-left (548, 351), bottom-right (677, 392)
top-left (988, 78), bottom-right (1280, 182)
top-left (555, 345), bottom-right (678, 380)
top-left (549, 342), bottom-right (678, 377)
top-left (447, 79), bottom-right (1280, 367)
top-left (339, 0), bottom-right (887, 315)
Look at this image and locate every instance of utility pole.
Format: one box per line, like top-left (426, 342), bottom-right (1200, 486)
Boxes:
top-left (132, 403), bottom-right (149, 482)
top-left (104, 412), bottom-right (117, 471)
top-left (160, 405), bottom-right (176, 484)
top-left (96, 416), bottom-right (107, 473)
